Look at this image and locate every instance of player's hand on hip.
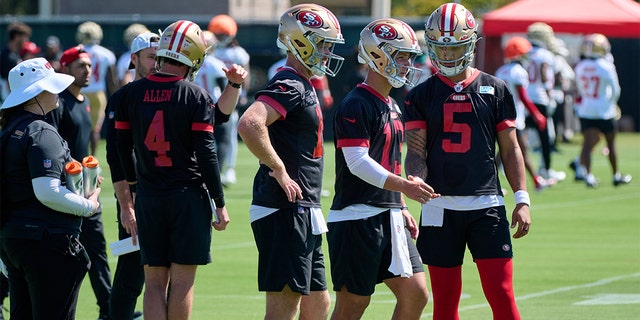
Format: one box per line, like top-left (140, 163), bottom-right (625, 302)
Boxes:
top-left (269, 169), bottom-right (303, 203)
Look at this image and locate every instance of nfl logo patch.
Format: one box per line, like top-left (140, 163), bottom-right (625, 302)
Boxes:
top-left (43, 159), bottom-right (52, 168)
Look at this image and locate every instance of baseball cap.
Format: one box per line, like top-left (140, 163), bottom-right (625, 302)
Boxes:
top-left (128, 32), bottom-right (160, 69)
top-left (1, 58), bottom-right (74, 110)
top-left (60, 45), bottom-right (91, 67)
top-left (20, 42), bottom-right (41, 56)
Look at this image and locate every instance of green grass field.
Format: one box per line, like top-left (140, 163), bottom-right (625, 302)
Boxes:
top-left (54, 133), bottom-right (640, 319)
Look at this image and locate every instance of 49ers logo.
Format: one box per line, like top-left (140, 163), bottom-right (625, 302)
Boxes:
top-left (296, 11), bottom-right (323, 28)
top-left (373, 23), bottom-right (398, 40)
top-left (466, 11), bottom-right (476, 29)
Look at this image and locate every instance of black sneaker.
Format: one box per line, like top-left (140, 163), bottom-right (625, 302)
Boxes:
top-left (569, 159), bottom-right (584, 181)
top-left (614, 174), bottom-right (632, 186)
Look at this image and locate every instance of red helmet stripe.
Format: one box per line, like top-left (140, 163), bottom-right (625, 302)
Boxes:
top-left (168, 20), bottom-right (194, 53)
top-left (441, 3), bottom-right (457, 37)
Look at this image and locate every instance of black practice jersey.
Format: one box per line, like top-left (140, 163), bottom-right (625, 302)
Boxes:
top-left (251, 67), bottom-right (324, 208)
top-left (404, 70), bottom-right (516, 196)
top-left (105, 85), bottom-right (130, 184)
top-left (114, 73), bottom-right (224, 203)
top-left (1, 111), bottom-right (82, 238)
top-left (331, 84), bottom-right (403, 210)
top-left (46, 90), bottom-right (92, 160)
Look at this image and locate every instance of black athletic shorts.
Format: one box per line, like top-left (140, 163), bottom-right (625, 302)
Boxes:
top-left (416, 206), bottom-right (513, 267)
top-left (580, 118), bottom-right (615, 134)
top-left (136, 186), bottom-right (213, 266)
top-left (251, 206), bottom-right (327, 294)
top-left (327, 210), bottom-right (424, 296)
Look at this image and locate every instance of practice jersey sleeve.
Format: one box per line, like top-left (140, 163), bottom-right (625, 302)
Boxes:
top-left (27, 125), bottom-right (68, 181)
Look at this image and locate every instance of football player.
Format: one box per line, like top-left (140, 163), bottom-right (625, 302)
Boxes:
top-left (237, 4), bottom-right (343, 319)
top-left (327, 18), bottom-right (435, 320)
top-left (114, 20), bottom-right (246, 319)
top-left (573, 33), bottom-right (631, 188)
top-left (404, 3), bottom-right (531, 319)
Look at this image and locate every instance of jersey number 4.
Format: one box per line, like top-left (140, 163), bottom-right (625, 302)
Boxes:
top-left (144, 110), bottom-right (173, 167)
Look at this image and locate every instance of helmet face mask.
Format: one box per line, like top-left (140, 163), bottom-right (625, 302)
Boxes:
top-left (278, 3), bottom-right (345, 77)
top-left (424, 3), bottom-right (479, 77)
top-left (157, 20), bottom-right (207, 81)
top-left (358, 18), bottom-right (423, 88)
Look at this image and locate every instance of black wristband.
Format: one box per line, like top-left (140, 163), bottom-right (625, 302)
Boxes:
top-left (214, 197), bottom-right (225, 208)
top-left (400, 206), bottom-right (409, 211)
top-left (228, 81), bottom-right (242, 89)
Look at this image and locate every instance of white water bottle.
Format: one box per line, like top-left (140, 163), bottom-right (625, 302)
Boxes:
top-left (82, 156), bottom-right (100, 197)
top-left (65, 161), bottom-right (84, 197)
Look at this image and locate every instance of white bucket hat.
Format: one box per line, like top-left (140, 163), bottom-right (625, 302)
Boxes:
top-left (1, 57), bottom-right (74, 110)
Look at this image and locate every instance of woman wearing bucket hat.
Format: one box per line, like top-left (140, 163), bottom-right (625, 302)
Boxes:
top-left (0, 57), bottom-right (101, 319)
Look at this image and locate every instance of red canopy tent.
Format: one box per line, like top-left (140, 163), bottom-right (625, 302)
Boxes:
top-left (482, 0), bottom-right (640, 38)
top-left (479, 0), bottom-right (640, 131)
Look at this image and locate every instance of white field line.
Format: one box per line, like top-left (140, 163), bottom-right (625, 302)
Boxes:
top-left (420, 272), bottom-right (640, 318)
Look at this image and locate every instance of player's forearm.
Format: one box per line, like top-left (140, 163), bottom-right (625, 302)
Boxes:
top-left (217, 84), bottom-right (241, 115)
top-left (238, 121), bottom-right (286, 174)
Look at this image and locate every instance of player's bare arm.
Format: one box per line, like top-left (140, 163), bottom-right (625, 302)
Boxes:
top-left (498, 128), bottom-right (531, 238)
top-left (238, 100), bottom-right (303, 202)
top-left (217, 63), bottom-right (248, 115)
top-left (405, 128), bottom-right (429, 181)
top-left (113, 180), bottom-right (138, 244)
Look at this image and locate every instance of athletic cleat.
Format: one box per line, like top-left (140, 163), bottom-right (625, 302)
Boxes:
top-left (548, 169), bottom-right (566, 182)
top-left (534, 175), bottom-right (556, 192)
top-left (613, 174), bottom-right (632, 186)
top-left (569, 159), bottom-right (585, 181)
top-left (585, 174), bottom-right (598, 188)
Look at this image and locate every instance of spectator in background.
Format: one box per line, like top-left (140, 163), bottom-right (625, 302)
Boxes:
top-left (0, 57), bottom-right (100, 320)
top-left (572, 33), bottom-right (631, 188)
top-left (208, 14), bottom-right (250, 186)
top-left (20, 41), bottom-right (41, 60)
top-left (105, 31), bottom-right (160, 320)
top-left (238, 4), bottom-right (344, 319)
top-left (44, 35), bottom-right (63, 72)
top-left (116, 23), bottom-right (150, 87)
top-left (47, 45), bottom-right (113, 320)
top-left (1, 21), bottom-right (32, 102)
top-left (328, 18), bottom-right (430, 320)
top-left (76, 21), bottom-right (118, 155)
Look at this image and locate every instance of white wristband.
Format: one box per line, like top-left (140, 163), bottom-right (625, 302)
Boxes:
top-left (514, 190), bottom-right (530, 206)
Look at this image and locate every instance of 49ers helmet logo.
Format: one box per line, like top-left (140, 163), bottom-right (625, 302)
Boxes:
top-left (296, 11), bottom-right (323, 28)
top-left (466, 11), bottom-right (476, 29)
top-left (373, 23), bottom-right (398, 40)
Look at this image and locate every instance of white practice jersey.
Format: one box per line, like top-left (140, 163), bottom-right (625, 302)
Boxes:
top-left (526, 46), bottom-right (555, 106)
top-left (83, 43), bottom-right (116, 93)
top-left (496, 61), bottom-right (529, 130)
top-left (116, 51), bottom-right (134, 83)
top-left (194, 55), bottom-right (227, 102)
top-left (574, 58), bottom-right (620, 120)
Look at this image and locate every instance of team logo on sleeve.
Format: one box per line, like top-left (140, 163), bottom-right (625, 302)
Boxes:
top-left (43, 159), bottom-right (52, 168)
top-left (373, 23), bottom-right (398, 40)
top-left (296, 11), bottom-right (323, 28)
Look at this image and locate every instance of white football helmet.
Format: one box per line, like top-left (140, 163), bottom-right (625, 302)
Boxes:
top-left (277, 3), bottom-right (345, 77)
top-left (358, 18), bottom-right (423, 88)
top-left (424, 3), bottom-right (479, 77)
top-left (76, 21), bottom-right (103, 45)
top-left (581, 33), bottom-right (611, 59)
top-left (157, 20), bottom-right (208, 81)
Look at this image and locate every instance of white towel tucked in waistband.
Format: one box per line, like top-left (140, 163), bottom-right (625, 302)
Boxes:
top-left (310, 207), bottom-right (328, 235)
top-left (388, 208), bottom-right (413, 277)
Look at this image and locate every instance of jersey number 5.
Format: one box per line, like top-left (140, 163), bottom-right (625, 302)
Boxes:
top-left (144, 110), bottom-right (173, 167)
top-left (442, 102), bottom-right (471, 153)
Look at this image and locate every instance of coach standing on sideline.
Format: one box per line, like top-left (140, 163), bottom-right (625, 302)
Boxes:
top-left (0, 58), bottom-right (100, 318)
